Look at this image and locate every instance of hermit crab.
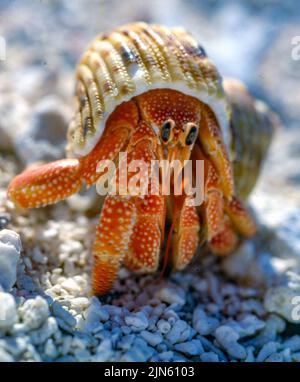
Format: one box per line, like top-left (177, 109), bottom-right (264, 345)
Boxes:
top-left (8, 23), bottom-right (276, 295)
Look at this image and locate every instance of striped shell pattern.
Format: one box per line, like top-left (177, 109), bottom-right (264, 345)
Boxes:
top-left (67, 22), bottom-right (230, 157)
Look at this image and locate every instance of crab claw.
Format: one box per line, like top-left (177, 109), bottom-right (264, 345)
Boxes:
top-left (7, 159), bottom-right (83, 208)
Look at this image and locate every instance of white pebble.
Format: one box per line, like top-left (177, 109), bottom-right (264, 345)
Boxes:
top-left (42, 227), bottom-right (58, 240)
top-left (193, 305), bottom-right (219, 335)
top-left (174, 339), bottom-right (204, 356)
top-left (0, 292), bottom-right (17, 331)
top-left (245, 346), bottom-right (255, 362)
top-left (125, 312), bottom-right (148, 331)
top-left (292, 352), bottom-right (300, 362)
top-left (140, 330), bottom-right (163, 347)
top-left (44, 338), bottom-right (57, 359)
top-left (117, 334), bottom-right (135, 351)
top-left (214, 326), bottom-right (246, 360)
top-left (265, 352), bottom-right (283, 362)
top-left (155, 286), bottom-right (186, 306)
top-left (31, 246), bottom-right (47, 264)
top-left (256, 342), bottom-right (280, 362)
top-left (60, 278), bottom-right (81, 294)
top-left (0, 348), bottom-right (14, 362)
top-left (165, 319), bottom-right (191, 344)
top-left (19, 296), bottom-right (49, 329)
top-left (227, 315), bottom-right (265, 338)
top-left (60, 335), bottom-right (72, 356)
top-left (157, 319), bottom-right (171, 334)
top-left (283, 335), bottom-right (300, 352)
top-left (93, 339), bottom-right (113, 362)
top-left (264, 271), bottom-right (300, 323)
top-left (51, 302), bottom-right (76, 328)
top-left (74, 348), bottom-right (91, 362)
top-left (30, 317), bottom-right (58, 345)
top-left (71, 297), bottom-right (90, 311)
top-left (84, 298), bottom-right (109, 323)
top-left (159, 351), bottom-right (174, 361)
top-left (59, 241), bottom-right (83, 255)
top-left (121, 338), bottom-right (154, 362)
top-left (200, 352), bottom-right (219, 362)
top-left (0, 229), bottom-right (22, 251)
top-left (0, 230), bottom-right (21, 291)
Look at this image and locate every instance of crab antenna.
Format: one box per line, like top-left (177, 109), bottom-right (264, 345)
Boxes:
top-left (160, 192), bottom-right (186, 278)
top-left (160, 218), bottom-right (175, 278)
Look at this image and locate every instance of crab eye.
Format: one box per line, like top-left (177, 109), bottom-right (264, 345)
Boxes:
top-left (161, 120), bottom-right (174, 143)
top-left (185, 125), bottom-right (198, 146)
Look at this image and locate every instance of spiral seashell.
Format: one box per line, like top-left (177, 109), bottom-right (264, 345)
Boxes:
top-left (67, 22), bottom-right (230, 157)
top-left (223, 78), bottom-right (278, 199)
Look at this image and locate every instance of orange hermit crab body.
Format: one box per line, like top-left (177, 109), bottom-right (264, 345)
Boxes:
top-left (8, 23), bottom-right (276, 295)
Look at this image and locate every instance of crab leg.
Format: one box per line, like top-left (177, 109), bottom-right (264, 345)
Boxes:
top-left (192, 143), bottom-right (242, 255)
top-left (201, 173), bottom-right (238, 255)
top-left (194, 150), bottom-right (238, 255)
top-left (209, 216), bottom-right (238, 255)
top-left (192, 144), bottom-right (225, 240)
top-left (225, 196), bottom-right (256, 237)
top-left (81, 100), bottom-right (138, 185)
top-left (124, 194), bottom-right (166, 273)
top-left (198, 106), bottom-right (234, 199)
top-left (92, 195), bottom-right (136, 295)
top-left (124, 122), bottom-right (166, 273)
top-left (193, 107), bottom-right (256, 255)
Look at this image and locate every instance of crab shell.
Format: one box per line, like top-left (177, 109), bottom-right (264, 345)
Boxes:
top-left (67, 22), bottom-right (230, 158)
top-left (223, 78), bottom-right (278, 199)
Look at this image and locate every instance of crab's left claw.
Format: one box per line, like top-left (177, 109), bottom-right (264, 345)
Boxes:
top-left (7, 159), bottom-right (83, 208)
